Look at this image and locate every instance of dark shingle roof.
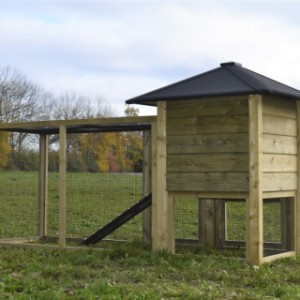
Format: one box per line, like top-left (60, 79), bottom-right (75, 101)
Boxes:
top-left (126, 62), bottom-right (300, 106)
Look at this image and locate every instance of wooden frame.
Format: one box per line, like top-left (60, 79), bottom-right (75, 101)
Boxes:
top-left (0, 115), bottom-right (156, 249)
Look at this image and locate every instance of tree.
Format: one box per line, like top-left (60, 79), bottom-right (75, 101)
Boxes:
top-left (0, 66), bottom-right (52, 151)
top-left (0, 130), bottom-right (11, 169)
top-left (124, 105), bottom-right (143, 172)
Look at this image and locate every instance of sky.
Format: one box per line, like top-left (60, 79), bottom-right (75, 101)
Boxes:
top-left (1, 0), bottom-right (300, 116)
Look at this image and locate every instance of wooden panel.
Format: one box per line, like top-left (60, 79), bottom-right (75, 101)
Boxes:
top-left (263, 115), bottom-right (297, 136)
top-left (262, 154), bottom-right (297, 173)
top-left (262, 134), bottom-right (297, 154)
top-left (167, 97), bottom-right (248, 118)
top-left (263, 173), bottom-right (297, 192)
top-left (167, 133), bottom-right (249, 154)
top-left (167, 172), bottom-right (249, 192)
top-left (167, 115), bottom-right (249, 136)
top-left (167, 153), bottom-right (248, 173)
top-left (169, 191), bottom-right (248, 200)
top-left (263, 97), bottom-right (296, 119)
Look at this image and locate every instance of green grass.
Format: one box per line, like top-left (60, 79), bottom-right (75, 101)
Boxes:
top-left (0, 171), bottom-right (144, 240)
top-left (0, 171), bottom-right (286, 250)
top-left (1, 242), bottom-right (300, 299)
top-left (0, 171), bottom-right (299, 298)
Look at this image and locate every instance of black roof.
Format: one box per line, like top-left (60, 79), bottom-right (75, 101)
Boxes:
top-left (126, 62), bottom-right (300, 106)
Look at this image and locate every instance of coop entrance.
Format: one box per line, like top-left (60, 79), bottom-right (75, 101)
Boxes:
top-left (175, 196), bottom-right (294, 258)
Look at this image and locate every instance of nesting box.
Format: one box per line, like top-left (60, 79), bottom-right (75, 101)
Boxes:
top-left (126, 62), bottom-right (300, 265)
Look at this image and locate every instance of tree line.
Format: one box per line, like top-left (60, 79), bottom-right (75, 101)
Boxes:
top-left (0, 66), bottom-right (143, 173)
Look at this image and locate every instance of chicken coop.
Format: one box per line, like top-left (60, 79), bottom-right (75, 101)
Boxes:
top-left (1, 62), bottom-right (300, 266)
top-left (126, 62), bottom-right (300, 265)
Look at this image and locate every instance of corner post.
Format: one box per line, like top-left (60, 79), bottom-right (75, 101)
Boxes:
top-left (142, 129), bottom-right (152, 242)
top-left (247, 94), bottom-right (263, 265)
top-left (39, 134), bottom-right (48, 238)
top-left (296, 101), bottom-right (300, 254)
top-left (152, 101), bottom-right (174, 253)
top-left (59, 126), bottom-right (67, 247)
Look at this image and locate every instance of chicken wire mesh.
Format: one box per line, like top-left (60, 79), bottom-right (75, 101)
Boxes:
top-left (174, 196), bottom-right (293, 257)
top-left (0, 130), bottom-right (151, 246)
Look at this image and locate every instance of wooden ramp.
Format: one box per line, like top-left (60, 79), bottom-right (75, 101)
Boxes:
top-left (82, 193), bottom-right (152, 245)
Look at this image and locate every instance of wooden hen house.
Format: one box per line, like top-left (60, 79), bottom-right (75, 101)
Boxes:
top-left (126, 62), bottom-right (300, 265)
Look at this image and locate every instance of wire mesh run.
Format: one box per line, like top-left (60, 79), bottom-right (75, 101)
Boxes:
top-left (263, 197), bottom-right (294, 257)
top-left (0, 129), bottom-right (152, 246)
top-left (175, 196), bottom-right (295, 258)
top-left (0, 133), bottom-right (40, 240)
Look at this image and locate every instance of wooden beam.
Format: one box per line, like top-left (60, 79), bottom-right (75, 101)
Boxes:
top-left (0, 116), bottom-right (156, 131)
top-left (142, 130), bottom-right (152, 242)
top-left (296, 101), bottom-right (300, 254)
top-left (59, 126), bottom-right (67, 247)
top-left (39, 134), bottom-right (48, 238)
top-left (247, 94), bottom-right (263, 265)
top-left (151, 120), bottom-right (158, 246)
top-left (152, 101), bottom-right (174, 253)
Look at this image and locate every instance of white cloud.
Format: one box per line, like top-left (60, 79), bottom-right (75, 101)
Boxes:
top-left (0, 1), bottom-right (300, 116)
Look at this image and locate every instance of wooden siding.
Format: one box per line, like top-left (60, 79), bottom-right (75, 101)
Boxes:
top-left (262, 96), bottom-right (297, 192)
top-left (166, 97), bottom-right (249, 192)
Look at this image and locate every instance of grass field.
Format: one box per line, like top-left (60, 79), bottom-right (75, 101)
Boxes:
top-left (0, 171), bottom-right (299, 298)
top-left (0, 171), bottom-right (286, 250)
top-left (0, 171), bottom-right (145, 241)
top-left (1, 242), bottom-right (300, 299)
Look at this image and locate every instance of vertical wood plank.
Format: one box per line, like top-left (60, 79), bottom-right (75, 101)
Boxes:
top-left (39, 134), bottom-right (48, 238)
top-left (59, 126), bottom-right (67, 247)
top-left (247, 94), bottom-right (263, 265)
top-left (151, 120), bottom-right (158, 246)
top-left (142, 130), bottom-right (152, 242)
top-left (152, 102), bottom-right (174, 253)
top-left (215, 199), bottom-right (226, 248)
top-left (296, 101), bottom-right (300, 254)
top-left (199, 199), bottom-right (225, 248)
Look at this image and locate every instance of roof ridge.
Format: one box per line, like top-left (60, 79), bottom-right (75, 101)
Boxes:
top-left (221, 64), bottom-right (257, 92)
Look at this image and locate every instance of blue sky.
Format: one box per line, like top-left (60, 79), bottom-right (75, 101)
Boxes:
top-left (1, 0), bottom-right (300, 116)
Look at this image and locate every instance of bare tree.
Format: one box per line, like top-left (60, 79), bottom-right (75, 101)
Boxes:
top-left (0, 66), bottom-right (53, 150)
top-left (48, 91), bottom-right (113, 151)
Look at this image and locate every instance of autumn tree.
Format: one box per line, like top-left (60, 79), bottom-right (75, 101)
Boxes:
top-left (0, 130), bottom-right (11, 169)
top-left (123, 105), bottom-right (143, 172)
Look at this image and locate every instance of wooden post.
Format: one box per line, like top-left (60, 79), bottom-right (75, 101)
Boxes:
top-left (39, 134), bottom-right (48, 238)
top-left (247, 94), bottom-right (263, 265)
top-left (59, 126), bottom-right (67, 247)
top-left (143, 130), bottom-right (152, 242)
top-left (199, 199), bottom-right (225, 248)
top-left (152, 101), bottom-right (174, 253)
top-left (215, 199), bottom-right (226, 248)
top-left (296, 101), bottom-right (300, 254)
